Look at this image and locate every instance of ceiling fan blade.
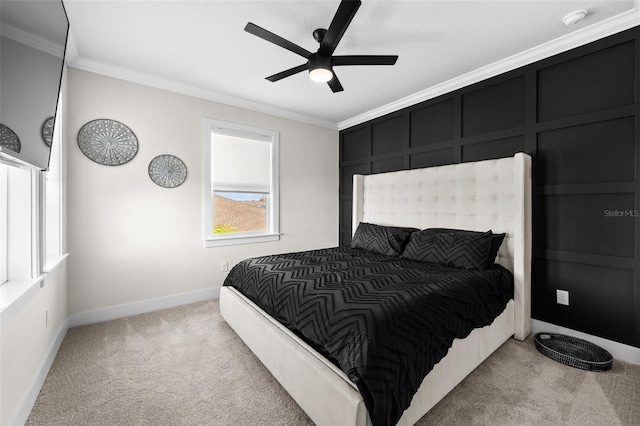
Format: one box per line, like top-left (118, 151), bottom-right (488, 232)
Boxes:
top-left (266, 64), bottom-right (308, 82)
top-left (320, 0), bottom-right (361, 56)
top-left (333, 55), bottom-right (398, 66)
top-left (327, 74), bottom-right (344, 93)
top-left (245, 22), bottom-right (312, 59)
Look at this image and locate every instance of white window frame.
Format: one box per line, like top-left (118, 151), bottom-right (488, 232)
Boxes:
top-left (0, 162), bottom-right (38, 284)
top-left (0, 92), bottom-right (66, 314)
top-left (203, 118), bottom-right (280, 247)
top-left (0, 164), bottom-right (7, 284)
top-left (44, 102), bottom-right (64, 270)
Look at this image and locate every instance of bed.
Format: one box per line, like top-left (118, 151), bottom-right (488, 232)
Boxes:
top-left (219, 152), bottom-right (532, 426)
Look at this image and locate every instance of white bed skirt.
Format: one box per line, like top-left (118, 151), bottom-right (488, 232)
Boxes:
top-left (220, 286), bottom-right (515, 426)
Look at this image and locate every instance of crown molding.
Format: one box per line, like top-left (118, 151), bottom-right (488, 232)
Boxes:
top-left (65, 29), bottom-right (80, 65)
top-left (338, 5), bottom-right (640, 130)
top-left (1, 22), bottom-right (65, 58)
top-left (66, 29), bottom-right (337, 131)
top-left (64, 3), bottom-right (640, 133)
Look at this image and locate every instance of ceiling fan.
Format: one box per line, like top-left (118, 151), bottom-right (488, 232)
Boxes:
top-left (244, 0), bottom-right (398, 93)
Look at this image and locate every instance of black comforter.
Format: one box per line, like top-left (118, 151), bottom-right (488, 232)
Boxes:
top-left (223, 246), bottom-right (513, 426)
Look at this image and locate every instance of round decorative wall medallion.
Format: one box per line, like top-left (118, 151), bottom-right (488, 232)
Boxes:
top-left (148, 154), bottom-right (187, 188)
top-left (77, 119), bottom-right (138, 166)
top-left (41, 117), bottom-right (54, 147)
top-left (0, 124), bottom-right (21, 153)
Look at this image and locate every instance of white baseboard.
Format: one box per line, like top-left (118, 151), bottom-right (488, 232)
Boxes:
top-left (11, 318), bottom-right (70, 426)
top-left (10, 295), bottom-right (636, 426)
top-left (531, 319), bottom-right (640, 365)
top-left (68, 287), bottom-right (220, 328)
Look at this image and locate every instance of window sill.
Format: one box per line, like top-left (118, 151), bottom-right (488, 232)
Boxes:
top-left (0, 253), bottom-right (69, 317)
top-left (204, 233), bottom-right (281, 248)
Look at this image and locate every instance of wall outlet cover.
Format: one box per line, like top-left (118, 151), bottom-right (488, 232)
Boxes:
top-left (556, 289), bottom-right (569, 306)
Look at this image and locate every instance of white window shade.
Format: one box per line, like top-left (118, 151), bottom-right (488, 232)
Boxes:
top-left (203, 117), bottom-right (279, 247)
top-left (211, 134), bottom-right (271, 193)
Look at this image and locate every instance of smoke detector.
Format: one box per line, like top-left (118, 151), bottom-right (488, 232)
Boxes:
top-left (563, 9), bottom-right (588, 26)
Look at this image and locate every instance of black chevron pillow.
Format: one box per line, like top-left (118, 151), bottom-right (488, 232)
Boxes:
top-left (428, 228), bottom-right (506, 268)
top-left (401, 228), bottom-right (493, 270)
top-left (350, 222), bottom-right (418, 256)
top-left (487, 232), bottom-right (506, 268)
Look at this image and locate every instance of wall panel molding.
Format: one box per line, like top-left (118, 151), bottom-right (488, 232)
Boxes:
top-left (338, 6), bottom-right (640, 130)
top-left (340, 26), bottom-right (640, 349)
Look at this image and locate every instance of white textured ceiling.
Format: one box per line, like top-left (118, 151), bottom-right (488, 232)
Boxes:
top-left (61, 0), bottom-right (638, 129)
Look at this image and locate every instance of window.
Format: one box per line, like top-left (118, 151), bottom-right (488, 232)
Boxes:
top-left (44, 104), bottom-right (63, 269)
top-left (0, 93), bottom-right (64, 292)
top-left (203, 118), bottom-right (279, 247)
top-left (0, 163), bottom-right (37, 284)
top-left (0, 164), bottom-right (7, 284)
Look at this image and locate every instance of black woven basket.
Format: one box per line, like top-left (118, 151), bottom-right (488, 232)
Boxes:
top-left (534, 333), bottom-right (613, 371)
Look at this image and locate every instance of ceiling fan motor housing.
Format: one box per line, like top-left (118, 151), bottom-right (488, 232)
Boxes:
top-left (308, 52), bottom-right (334, 82)
top-left (308, 52), bottom-right (332, 71)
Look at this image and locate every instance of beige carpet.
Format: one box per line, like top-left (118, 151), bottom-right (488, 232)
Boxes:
top-left (27, 300), bottom-right (640, 426)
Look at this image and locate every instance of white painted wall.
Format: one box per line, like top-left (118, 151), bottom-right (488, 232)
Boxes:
top-left (0, 261), bottom-right (68, 426)
top-left (66, 68), bottom-right (339, 315)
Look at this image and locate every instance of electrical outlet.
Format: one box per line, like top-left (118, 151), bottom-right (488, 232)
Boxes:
top-left (221, 261), bottom-right (228, 272)
top-left (556, 289), bottom-right (569, 306)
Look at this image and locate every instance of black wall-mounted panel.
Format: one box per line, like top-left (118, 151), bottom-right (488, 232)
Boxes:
top-left (341, 163), bottom-right (369, 197)
top-left (341, 200), bottom-right (353, 229)
top-left (539, 193), bottom-right (635, 258)
top-left (372, 116), bottom-right (404, 156)
top-left (537, 117), bottom-right (635, 185)
top-left (410, 99), bottom-right (454, 147)
top-left (372, 156), bottom-right (404, 174)
top-left (462, 135), bottom-right (525, 163)
top-left (341, 231), bottom-right (352, 246)
top-left (537, 41), bottom-right (635, 122)
top-left (462, 76), bottom-right (525, 137)
top-left (342, 127), bottom-right (369, 161)
top-left (410, 148), bottom-right (454, 169)
top-left (339, 27), bottom-right (640, 348)
top-left (537, 259), bottom-right (635, 344)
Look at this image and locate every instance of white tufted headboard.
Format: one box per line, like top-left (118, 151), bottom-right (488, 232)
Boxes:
top-left (352, 153), bottom-right (532, 340)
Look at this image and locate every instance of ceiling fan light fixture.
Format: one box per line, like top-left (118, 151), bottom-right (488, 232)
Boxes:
top-left (308, 53), bottom-right (334, 82)
top-left (309, 67), bottom-right (333, 82)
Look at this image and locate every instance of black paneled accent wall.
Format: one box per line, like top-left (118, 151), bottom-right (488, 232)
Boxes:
top-left (339, 27), bottom-right (640, 348)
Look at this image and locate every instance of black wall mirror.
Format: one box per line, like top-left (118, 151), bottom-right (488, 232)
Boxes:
top-left (0, 0), bottom-right (69, 170)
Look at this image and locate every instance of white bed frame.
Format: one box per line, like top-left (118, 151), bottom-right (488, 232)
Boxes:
top-left (220, 153), bottom-right (532, 426)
